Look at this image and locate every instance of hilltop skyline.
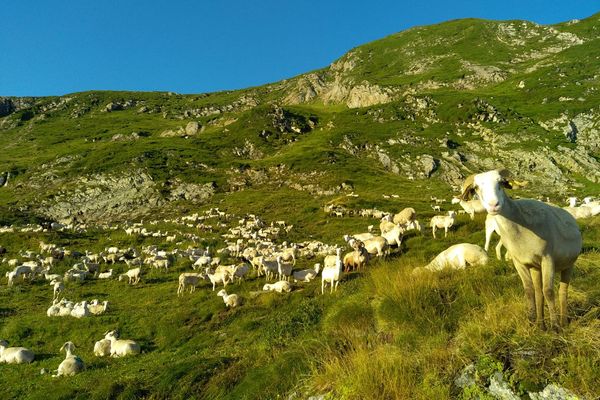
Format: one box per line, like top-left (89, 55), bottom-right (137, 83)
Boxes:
top-left (1, 0), bottom-right (598, 97)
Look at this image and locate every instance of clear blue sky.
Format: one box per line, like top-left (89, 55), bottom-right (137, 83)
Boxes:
top-left (1, 1), bottom-right (597, 97)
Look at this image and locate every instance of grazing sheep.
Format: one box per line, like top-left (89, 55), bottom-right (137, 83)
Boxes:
top-left (293, 263), bottom-right (321, 283)
top-left (420, 243), bottom-right (489, 272)
top-left (321, 249), bottom-right (343, 294)
top-left (263, 280), bottom-right (292, 293)
top-left (93, 339), bottom-right (111, 357)
top-left (0, 340), bottom-right (35, 364)
top-left (362, 236), bottom-right (390, 258)
top-left (217, 289), bottom-right (242, 307)
top-left (460, 169), bottom-right (582, 330)
top-left (257, 257), bottom-right (279, 281)
top-left (53, 342), bottom-right (84, 377)
top-left (379, 219), bottom-right (397, 235)
top-left (392, 207), bottom-right (416, 225)
top-left (429, 211), bottom-right (457, 238)
top-left (232, 263), bottom-right (251, 283)
top-left (381, 225), bottom-right (404, 249)
top-left (104, 330), bottom-right (141, 357)
top-left (177, 272), bottom-right (205, 296)
top-left (118, 267), bottom-right (141, 285)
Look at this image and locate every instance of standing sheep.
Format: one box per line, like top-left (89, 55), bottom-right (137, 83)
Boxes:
top-left (429, 211), bottom-right (457, 238)
top-left (460, 169), bottom-right (582, 330)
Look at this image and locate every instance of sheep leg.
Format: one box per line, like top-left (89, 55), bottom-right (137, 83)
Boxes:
top-left (559, 268), bottom-right (573, 328)
top-left (513, 261), bottom-right (537, 324)
top-left (495, 241), bottom-right (503, 260)
top-left (432, 226), bottom-right (436, 239)
top-left (321, 280), bottom-right (325, 295)
top-left (541, 257), bottom-right (558, 331)
top-left (530, 268), bottom-right (546, 330)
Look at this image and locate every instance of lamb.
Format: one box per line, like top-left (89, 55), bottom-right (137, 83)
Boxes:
top-left (52, 342), bottom-right (84, 377)
top-left (0, 340), bottom-right (35, 364)
top-left (321, 248), bottom-right (343, 294)
top-left (204, 267), bottom-right (229, 291)
top-left (177, 272), bottom-right (205, 296)
top-left (293, 263), bottom-right (321, 282)
top-left (93, 339), bottom-right (111, 357)
top-left (451, 197), bottom-right (486, 220)
top-left (460, 169), bottom-right (582, 330)
top-left (217, 289), bottom-right (242, 307)
top-left (418, 243), bottom-right (489, 272)
top-left (118, 267), bottom-right (141, 285)
top-left (263, 280), bottom-right (292, 293)
top-left (104, 330), bottom-right (141, 357)
top-left (429, 211), bottom-right (457, 238)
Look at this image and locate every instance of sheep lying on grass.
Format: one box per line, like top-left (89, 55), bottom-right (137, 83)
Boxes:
top-left (415, 243), bottom-right (489, 273)
top-left (263, 281), bottom-right (292, 293)
top-left (104, 330), bottom-right (141, 357)
top-left (0, 340), bottom-right (35, 364)
top-left (53, 342), bottom-right (84, 377)
top-left (293, 263), bottom-right (321, 283)
top-left (461, 169), bottom-right (582, 330)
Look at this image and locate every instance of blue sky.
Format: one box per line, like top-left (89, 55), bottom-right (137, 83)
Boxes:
top-left (1, 1), bottom-right (597, 97)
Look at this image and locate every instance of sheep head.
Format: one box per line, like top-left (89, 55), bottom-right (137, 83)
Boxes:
top-left (462, 169), bottom-right (513, 215)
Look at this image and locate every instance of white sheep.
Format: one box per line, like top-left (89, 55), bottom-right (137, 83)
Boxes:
top-left (118, 267), bottom-right (141, 285)
top-left (461, 169), bottom-right (582, 330)
top-left (50, 279), bottom-right (64, 301)
top-left (104, 330), bottom-right (141, 357)
top-left (392, 207), bottom-right (416, 225)
top-left (484, 214), bottom-right (507, 260)
top-left (277, 256), bottom-right (294, 281)
top-left (362, 236), bottom-right (390, 258)
top-left (88, 300), bottom-right (109, 315)
top-left (177, 272), bottom-right (205, 296)
top-left (321, 249), bottom-right (343, 294)
top-left (70, 301), bottom-right (90, 318)
top-left (263, 280), bottom-right (292, 293)
top-left (343, 243), bottom-right (370, 273)
top-left (97, 269), bottom-right (114, 279)
top-left (429, 211), bottom-right (457, 238)
top-left (53, 342), bottom-right (85, 377)
top-left (204, 267), bottom-right (229, 291)
top-left (420, 243), bottom-right (489, 272)
top-left (451, 197), bottom-right (486, 220)
top-left (293, 263), bottom-right (321, 283)
top-left (217, 289), bottom-right (242, 307)
top-left (0, 340), bottom-right (35, 364)
top-left (93, 339), bottom-right (111, 357)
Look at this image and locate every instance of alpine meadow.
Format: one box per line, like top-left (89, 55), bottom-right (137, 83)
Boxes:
top-left (1, 12), bottom-right (600, 400)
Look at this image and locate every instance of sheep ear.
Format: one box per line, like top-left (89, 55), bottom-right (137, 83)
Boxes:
top-left (459, 174), bottom-right (476, 200)
top-left (497, 169), bottom-right (514, 189)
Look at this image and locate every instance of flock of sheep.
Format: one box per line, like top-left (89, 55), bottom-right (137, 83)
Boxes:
top-left (1, 168), bottom-right (598, 377)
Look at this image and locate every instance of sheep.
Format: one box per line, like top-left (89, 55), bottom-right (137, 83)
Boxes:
top-left (88, 300), bottom-right (109, 315)
top-left (50, 279), bottom-right (64, 301)
top-left (52, 342), bottom-right (84, 377)
top-left (118, 267), bottom-right (141, 285)
top-left (451, 197), bottom-right (486, 220)
top-left (257, 257), bottom-right (279, 281)
top-left (232, 262), bottom-right (251, 283)
top-left (177, 272), bottom-right (205, 296)
top-left (379, 219), bottom-right (397, 235)
top-left (321, 248), bottom-right (343, 294)
top-left (429, 211), bottom-right (457, 238)
top-left (362, 236), bottom-right (390, 258)
top-left (293, 263), bottom-right (321, 283)
top-left (484, 214), bottom-right (507, 260)
top-left (392, 207), bottom-right (416, 225)
top-left (277, 256), bottom-right (294, 281)
top-left (324, 248), bottom-right (343, 269)
top-left (419, 243), bottom-right (489, 272)
top-left (93, 339), bottom-right (111, 357)
top-left (217, 289), bottom-right (242, 307)
top-left (0, 340), bottom-right (35, 364)
top-left (263, 280), bottom-right (292, 293)
top-left (460, 169), bottom-right (582, 330)
top-left (104, 330), bottom-right (141, 357)
top-left (204, 267), bottom-right (229, 291)
top-left (97, 269), bottom-right (114, 279)
top-left (381, 225), bottom-right (404, 249)
top-left (343, 243), bottom-right (370, 273)
top-left (70, 301), bottom-right (90, 318)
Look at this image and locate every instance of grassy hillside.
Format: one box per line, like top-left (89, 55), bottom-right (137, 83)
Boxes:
top-left (1, 12), bottom-right (600, 399)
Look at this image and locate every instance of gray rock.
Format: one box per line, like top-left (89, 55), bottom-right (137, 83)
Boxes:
top-left (455, 364), bottom-right (477, 389)
top-left (185, 121), bottom-right (200, 135)
top-left (529, 384), bottom-right (580, 400)
top-left (419, 154), bottom-right (438, 177)
top-left (488, 372), bottom-right (520, 400)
